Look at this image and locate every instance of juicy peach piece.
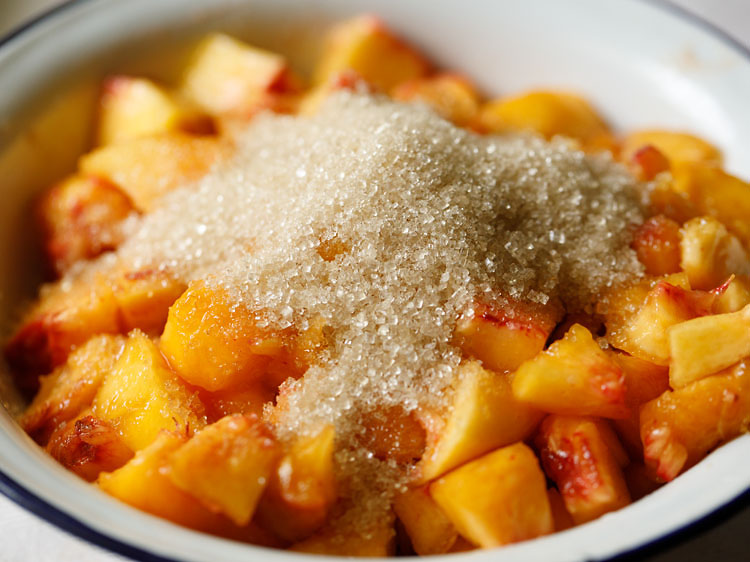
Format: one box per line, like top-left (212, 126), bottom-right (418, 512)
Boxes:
top-left (20, 334), bottom-right (125, 444)
top-left (477, 91), bottom-right (612, 151)
top-left (258, 425), bottom-right (336, 542)
top-left (80, 133), bottom-right (231, 212)
top-left (680, 216), bottom-right (750, 291)
top-left (714, 275), bottom-right (750, 314)
top-left (512, 324), bottom-right (628, 419)
top-left (643, 174), bottom-right (699, 225)
top-left (46, 412), bottom-right (133, 481)
top-left (431, 443), bottom-right (553, 548)
top-left (168, 414), bottom-right (280, 526)
top-left (357, 406), bottom-right (426, 465)
top-left (454, 299), bottom-right (561, 374)
top-left (160, 281), bottom-right (283, 391)
top-left (621, 130), bottom-right (722, 167)
top-left (97, 76), bottom-right (212, 146)
top-left (547, 488), bottom-right (574, 532)
top-left (112, 269), bottom-right (187, 335)
top-left (668, 304), bottom-right (750, 388)
top-left (181, 33), bottom-right (299, 117)
top-left (631, 215), bottom-right (682, 276)
top-left (640, 362), bottom-right (750, 481)
top-left (536, 415), bottom-right (631, 525)
top-left (201, 381), bottom-right (275, 422)
top-left (37, 174), bottom-right (134, 275)
top-left (290, 520), bottom-right (396, 556)
top-left (673, 163), bottom-right (750, 244)
top-left (609, 352), bottom-right (670, 456)
top-left (98, 431), bottom-right (278, 543)
top-left (628, 144), bottom-right (671, 181)
top-left (314, 15), bottom-right (429, 94)
top-left (418, 361), bottom-right (543, 482)
top-left (391, 74), bottom-right (480, 126)
top-left (393, 485), bottom-right (458, 555)
top-left (93, 330), bottom-right (206, 451)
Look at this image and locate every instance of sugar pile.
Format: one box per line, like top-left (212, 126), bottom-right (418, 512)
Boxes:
top-left (117, 91), bottom-right (643, 527)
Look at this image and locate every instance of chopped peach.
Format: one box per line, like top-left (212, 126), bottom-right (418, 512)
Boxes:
top-left (168, 414), bottom-right (280, 526)
top-left (258, 425), bottom-right (336, 542)
top-left (160, 281), bottom-right (283, 391)
top-left (477, 91), bottom-right (612, 151)
top-left (79, 133), bottom-right (231, 212)
top-left (181, 33), bottom-right (299, 117)
top-left (431, 442), bottom-right (553, 548)
top-left (37, 174), bottom-right (134, 275)
top-left (621, 130), bottom-right (722, 167)
top-left (111, 269), bottom-right (186, 335)
top-left (418, 361), bottom-right (543, 482)
top-left (631, 215), bottom-right (682, 276)
top-left (200, 381), bottom-right (275, 422)
top-left (357, 406), bottom-right (426, 465)
top-left (46, 412), bottom-right (133, 481)
top-left (628, 144), bottom-right (671, 181)
top-left (668, 304), bottom-right (750, 388)
top-left (609, 352), bottom-right (669, 456)
top-left (714, 275), bottom-right (750, 314)
top-left (289, 519), bottom-right (396, 556)
top-left (313, 15), bottom-right (430, 94)
top-left (680, 216), bottom-right (750, 291)
top-left (20, 334), bottom-right (125, 444)
top-left (393, 485), bottom-right (458, 555)
top-left (391, 74), bottom-right (481, 126)
top-left (643, 174), bottom-right (699, 224)
top-left (536, 415), bottom-right (631, 524)
top-left (93, 330), bottom-right (206, 451)
top-left (512, 324), bottom-right (628, 419)
top-left (547, 488), bottom-right (574, 532)
top-left (640, 362), bottom-right (750, 481)
top-left (97, 75), bottom-right (212, 146)
top-left (454, 299), bottom-right (561, 374)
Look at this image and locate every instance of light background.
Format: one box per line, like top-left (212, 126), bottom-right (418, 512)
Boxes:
top-left (0, 1), bottom-right (748, 561)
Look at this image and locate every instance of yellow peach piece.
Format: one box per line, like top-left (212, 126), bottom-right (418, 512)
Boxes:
top-left (392, 73), bottom-right (480, 126)
top-left (621, 130), bottom-right (722, 167)
top-left (393, 485), bottom-right (458, 555)
top-left (93, 330), bottom-right (206, 451)
top-left (289, 520), bottom-right (396, 556)
top-left (512, 324), bottom-right (628, 419)
top-left (430, 443), bottom-right (553, 548)
top-left (418, 361), bottom-right (542, 482)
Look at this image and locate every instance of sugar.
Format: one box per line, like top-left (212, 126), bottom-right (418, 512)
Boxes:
top-left (104, 91), bottom-right (644, 528)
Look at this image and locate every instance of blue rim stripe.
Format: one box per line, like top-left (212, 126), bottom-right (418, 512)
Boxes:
top-left (0, 1), bottom-right (749, 561)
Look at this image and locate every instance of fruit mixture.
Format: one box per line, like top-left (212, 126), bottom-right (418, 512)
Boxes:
top-left (5, 14), bottom-right (750, 557)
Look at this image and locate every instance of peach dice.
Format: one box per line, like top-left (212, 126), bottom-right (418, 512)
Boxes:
top-left (393, 485), bottom-right (458, 555)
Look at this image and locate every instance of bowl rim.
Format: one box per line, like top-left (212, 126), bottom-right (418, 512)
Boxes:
top-left (1, 0), bottom-right (750, 561)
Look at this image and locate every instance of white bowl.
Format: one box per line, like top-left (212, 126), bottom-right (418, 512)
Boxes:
top-left (1, 0), bottom-right (749, 560)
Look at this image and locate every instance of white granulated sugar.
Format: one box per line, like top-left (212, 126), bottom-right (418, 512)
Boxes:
top-left (114, 91), bottom-right (644, 526)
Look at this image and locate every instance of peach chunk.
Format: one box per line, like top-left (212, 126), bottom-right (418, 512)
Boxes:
top-left (536, 415), bottom-right (631, 525)
top-left (313, 15), bottom-right (430, 94)
top-left (393, 485), bottom-right (458, 555)
top-left (627, 144), bottom-right (671, 182)
top-left (168, 414), bottom-right (280, 526)
top-left (680, 216), bottom-right (750, 291)
top-left (79, 133), bottom-right (231, 212)
top-left (181, 33), bottom-right (299, 117)
top-left (46, 412), bottom-right (133, 481)
top-left (546, 488), bottom-right (574, 532)
top-left (200, 381), bottom-right (276, 422)
top-left (714, 275), bottom-right (750, 314)
top-left (98, 431), bottom-right (278, 544)
top-left (93, 330), bottom-right (206, 451)
top-left (640, 362), bottom-right (750, 481)
top-left (357, 406), bottom-right (426, 465)
top-left (512, 324), bottom-right (628, 419)
top-left (454, 299), bottom-right (561, 374)
top-left (289, 520), bottom-right (396, 557)
top-left (631, 215), bottom-right (682, 276)
top-left (391, 73), bottom-right (480, 126)
top-left (477, 91), bottom-right (612, 151)
top-left (621, 130), bottom-right (722, 167)
top-left (609, 352), bottom-right (669, 457)
top-left (418, 361), bottom-right (543, 482)
top-left (160, 281), bottom-right (283, 391)
top-left (430, 443), bottom-right (553, 548)
top-left (258, 425), bottom-right (337, 542)
top-left (97, 76), bottom-right (212, 146)
top-left (37, 174), bottom-right (134, 275)
top-left (20, 334), bottom-right (125, 444)
top-left (668, 304), bottom-right (750, 388)
top-left (673, 162), bottom-right (750, 245)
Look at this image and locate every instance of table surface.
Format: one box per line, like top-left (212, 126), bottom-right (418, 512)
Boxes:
top-left (0, 0), bottom-right (749, 561)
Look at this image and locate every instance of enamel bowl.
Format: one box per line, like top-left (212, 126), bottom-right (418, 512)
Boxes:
top-left (1, 0), bottom-right (749, 560)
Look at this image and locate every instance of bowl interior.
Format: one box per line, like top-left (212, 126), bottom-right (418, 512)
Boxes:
top-left (1, 0), bottom-right (749, 560)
